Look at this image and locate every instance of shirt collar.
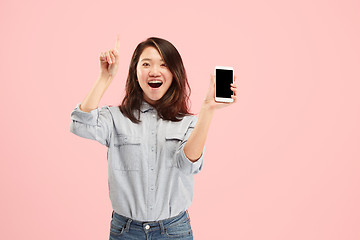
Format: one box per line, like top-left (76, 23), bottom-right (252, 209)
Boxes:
top-left (140, 100), bottom-right (155, 113)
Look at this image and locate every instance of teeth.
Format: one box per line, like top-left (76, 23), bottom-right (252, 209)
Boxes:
top-left (148, 80), bottom-right (162, 83)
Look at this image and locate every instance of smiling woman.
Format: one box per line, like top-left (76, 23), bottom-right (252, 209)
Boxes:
top-left (120, 37), bottom-right (192, 123)
top-left (136, 46), bottom-right (173, 105)
top-left (69, 35), bottom-right (237, 240)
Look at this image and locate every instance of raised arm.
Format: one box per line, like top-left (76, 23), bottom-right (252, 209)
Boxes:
top-left (184, 74), bottom-right (238, 162)
top-left (80, 35), bottom-right (121, 112)
top-left (69, 35), bottom-right (121, 146)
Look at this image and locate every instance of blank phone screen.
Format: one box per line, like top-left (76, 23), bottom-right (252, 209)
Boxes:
top-left (216, 69), bottom-right (233, 98)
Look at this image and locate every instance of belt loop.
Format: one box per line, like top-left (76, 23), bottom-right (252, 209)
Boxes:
top-left (159, 220), bottom-right (165, 234)
top-left (124, 219), bottom-right (132, 232)
top-left (112, 210), bottom-right (114, 218)
top-left (186, 209), bottom-right (190, 221)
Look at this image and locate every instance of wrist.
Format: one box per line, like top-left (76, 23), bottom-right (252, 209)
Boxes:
top-left (201, 99), bottom-right (215, 111)
top-left (98, 72), bottom-right (114, 82)
top-left (201, 100), bottom-right (216, 114)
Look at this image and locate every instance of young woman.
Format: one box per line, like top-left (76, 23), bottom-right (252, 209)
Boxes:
top-left (70, 36), bottom-right (237, 239)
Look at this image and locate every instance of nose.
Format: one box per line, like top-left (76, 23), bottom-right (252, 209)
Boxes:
top-left (149, 65), bottom-right (161, 77)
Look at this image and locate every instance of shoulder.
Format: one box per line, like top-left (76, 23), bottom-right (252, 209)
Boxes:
top-left (106, 105), bottom-right (124, 115)
top-left (101, 105), bottom-right (131, 122)
top-left (163, 114), bottom-right (198, 131)
top-left (182, 113), bottom-right (198, 126)
top-left (107, 105), bottom-right (120, 112)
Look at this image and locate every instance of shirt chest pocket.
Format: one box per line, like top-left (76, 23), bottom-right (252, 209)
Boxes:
top-left (165, 132), bottom-right (185, 168)
top-left (113, 134), bottom-right (142, 171)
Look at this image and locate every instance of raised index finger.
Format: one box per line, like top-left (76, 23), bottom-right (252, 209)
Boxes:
top-left (115, 34), bottom-right (120, 51)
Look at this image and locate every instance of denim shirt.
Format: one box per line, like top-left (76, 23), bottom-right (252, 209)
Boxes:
top-left (69, 101), bottom-right (204, 221)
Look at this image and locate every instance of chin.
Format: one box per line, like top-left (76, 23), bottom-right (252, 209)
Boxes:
top-left (151, 98), bottom-right (162, 103)
top-left (144, 96), bottom-right (159, 105)
top-left (143, 90), bottom-right (167, 104)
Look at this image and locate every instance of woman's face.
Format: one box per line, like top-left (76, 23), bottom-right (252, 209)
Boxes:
top-left (136, 46), bottom-right (173, 105)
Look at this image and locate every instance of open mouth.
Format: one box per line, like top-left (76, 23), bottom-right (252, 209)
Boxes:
top-left (148, 80), bottom-right (163, 88)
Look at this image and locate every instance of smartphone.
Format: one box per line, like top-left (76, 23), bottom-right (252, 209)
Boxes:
top-left (215, 66), bottom-right (234, 103)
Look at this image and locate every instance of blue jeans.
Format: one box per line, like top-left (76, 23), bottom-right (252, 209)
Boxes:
top-left (109, 210), bottom-right (193, 240)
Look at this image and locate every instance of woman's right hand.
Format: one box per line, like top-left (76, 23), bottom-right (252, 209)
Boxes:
top-left (99, 35), bottom-right (120, 78)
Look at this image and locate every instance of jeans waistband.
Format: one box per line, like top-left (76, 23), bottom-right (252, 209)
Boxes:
top-left (112, 210), bottom-right (189, 228)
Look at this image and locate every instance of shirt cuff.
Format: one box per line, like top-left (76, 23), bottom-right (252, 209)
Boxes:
top-left (71, 103), bottom-right (99, 126)
top-left (179, 145), bottom-right (205, 175)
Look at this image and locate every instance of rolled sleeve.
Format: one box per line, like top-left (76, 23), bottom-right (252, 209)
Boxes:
top-left (69, 103), bottom-right (114, 147)
top-left (176, 115), bottom-right (205, 175)
top-left (178, 144), bottom-right (205, 175)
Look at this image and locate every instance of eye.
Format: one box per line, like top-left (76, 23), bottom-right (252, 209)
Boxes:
top-left (142, 62), bottom-right (150, 66)
top-left (161, 63), bottom-right (167, 67)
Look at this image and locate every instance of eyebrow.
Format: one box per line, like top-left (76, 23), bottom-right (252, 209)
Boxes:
top-left (140, 58), bottom-right (165, 62)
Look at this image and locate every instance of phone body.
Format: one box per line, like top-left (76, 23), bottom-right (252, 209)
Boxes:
top-left (215, 66), bottom-right (234, 103)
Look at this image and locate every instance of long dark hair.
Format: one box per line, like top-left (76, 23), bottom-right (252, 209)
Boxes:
top-left (119, 37), bottom-right (192, 123)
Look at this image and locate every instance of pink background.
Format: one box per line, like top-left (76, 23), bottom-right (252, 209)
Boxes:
top-left (1, 0), bottom-right (359, 239)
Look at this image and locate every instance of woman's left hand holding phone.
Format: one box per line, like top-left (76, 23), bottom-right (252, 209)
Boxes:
top-left (203, 74), bottom-right (238, 111)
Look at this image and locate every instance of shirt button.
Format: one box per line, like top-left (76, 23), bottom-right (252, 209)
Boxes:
top-left (145, 224), bottom-right (150, 230)
top-left (151, 130), bottom-right (154, 134)
top-left (151, 147), bottom-right (154, 151)
top-left (152, 114), bottom-right (156, 118)
top-left (151, 186), bottom-right (154, 190)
